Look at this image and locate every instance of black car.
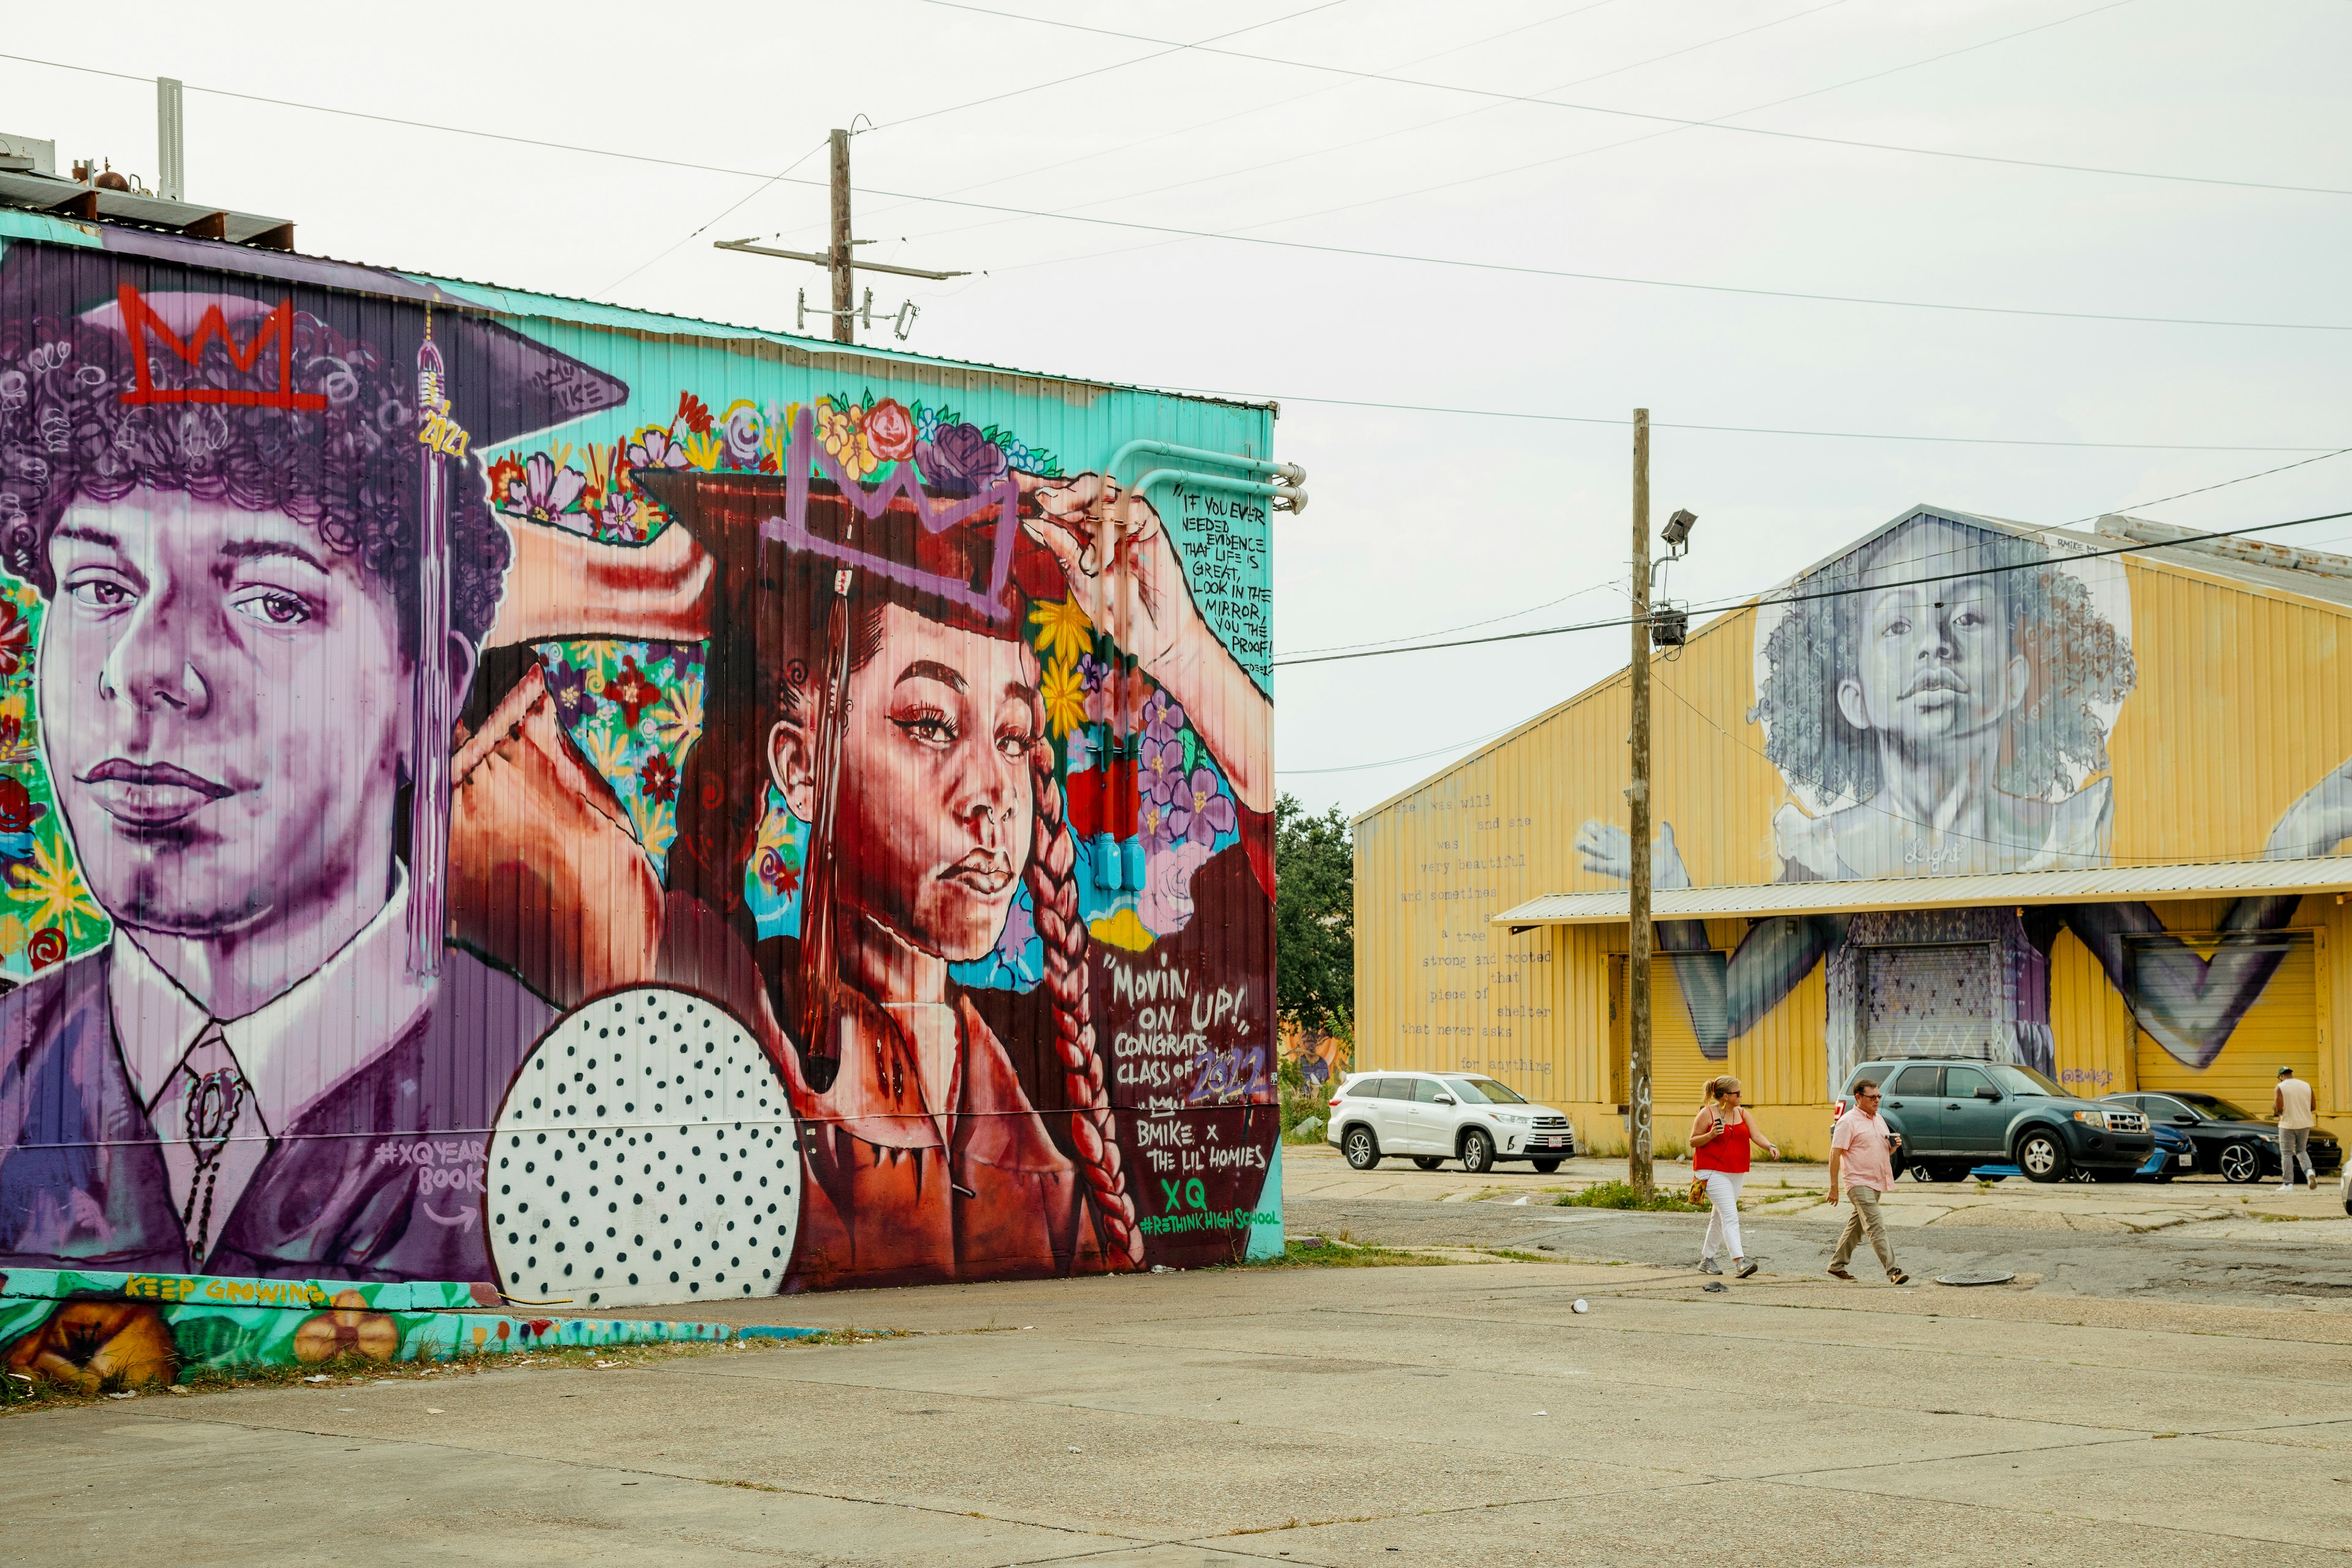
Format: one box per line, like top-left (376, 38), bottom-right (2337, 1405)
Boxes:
top-left (1839, 1059), bottom-right (2154, 1182)
top-left (2101, 1092), bottom-right (2342, 1185)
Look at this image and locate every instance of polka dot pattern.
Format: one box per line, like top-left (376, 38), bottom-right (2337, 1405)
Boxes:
top-left (486, 987), bottom-right (802, 1310)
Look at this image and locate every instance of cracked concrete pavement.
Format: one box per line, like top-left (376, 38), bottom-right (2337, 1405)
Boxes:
top-left (7, 1144), bottom-right (2352, 1567)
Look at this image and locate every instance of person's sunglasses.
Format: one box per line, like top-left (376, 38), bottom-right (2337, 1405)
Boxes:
top-left (1857, 1091), bottom-right (1882, 1099)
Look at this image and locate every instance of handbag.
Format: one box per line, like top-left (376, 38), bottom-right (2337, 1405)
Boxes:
top-left (1687, 1175), bottom-right (1710, 1206)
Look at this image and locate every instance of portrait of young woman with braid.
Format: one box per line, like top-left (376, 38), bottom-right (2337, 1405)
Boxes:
top-left (483, 439), bottom-right (1281, 1292)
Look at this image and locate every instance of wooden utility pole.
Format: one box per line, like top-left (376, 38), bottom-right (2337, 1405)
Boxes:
top-left (827, 129), bottom-right (854, 345)
top-left (715, 130), bottom-right (968, 344)
top-left (1627, 408), bottom-right (1655, 1200)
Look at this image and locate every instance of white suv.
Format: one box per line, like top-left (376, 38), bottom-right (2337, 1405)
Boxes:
top-left (1326, 1071), bottom-right (1576, 1174)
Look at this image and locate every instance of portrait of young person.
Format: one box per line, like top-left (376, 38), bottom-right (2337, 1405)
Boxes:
top-left (445, 412), bottom-right (1281, 1292)
top-left (0, 241), bottom-right (628, 1281)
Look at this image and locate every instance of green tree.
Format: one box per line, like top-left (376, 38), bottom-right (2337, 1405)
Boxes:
top-left (1275, 793), bottom-right (1354, 1036)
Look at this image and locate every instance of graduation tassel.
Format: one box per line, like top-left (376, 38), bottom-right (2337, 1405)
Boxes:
top-left (407, 311), bottom-right (456, 980)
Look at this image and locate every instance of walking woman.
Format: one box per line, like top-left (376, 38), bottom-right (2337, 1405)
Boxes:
top-left (1692, 1076), bottom-right (1780, 1278)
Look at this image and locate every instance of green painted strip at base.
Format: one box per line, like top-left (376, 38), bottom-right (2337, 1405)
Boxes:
top-left (0, 1266), bottom-right (824, 1379)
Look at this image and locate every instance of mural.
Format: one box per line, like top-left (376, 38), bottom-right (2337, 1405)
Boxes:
top-left (0, 231), bottom-right (1278, 1369)
top-left (1577, 513), bottom-right (2352, 1088)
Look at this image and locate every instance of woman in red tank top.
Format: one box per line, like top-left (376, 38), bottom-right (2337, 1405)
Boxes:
top-left (1691, 1076), bottom-right (1780, 1279)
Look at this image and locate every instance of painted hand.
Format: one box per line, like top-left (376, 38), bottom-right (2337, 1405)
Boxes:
top-left (1574, 820), bottom-right (1692, 888)
top-left (2266, 755), bottom-right (2352, 861)
top-left (1018, 471), bottom-right (1196, 677)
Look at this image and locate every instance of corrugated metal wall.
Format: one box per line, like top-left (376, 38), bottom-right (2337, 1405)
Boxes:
top-left (1355, 509), bottom-right (2352, 1152)
top-left (0, 230), bottom-right (1281, 1302)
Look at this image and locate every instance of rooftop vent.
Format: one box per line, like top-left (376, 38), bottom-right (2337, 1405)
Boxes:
top-left (0, 131), bottom-right (293, 251)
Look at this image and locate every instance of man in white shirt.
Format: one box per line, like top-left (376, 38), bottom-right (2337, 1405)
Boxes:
top-left (2274, 1066), bottom-right (2317, 1192)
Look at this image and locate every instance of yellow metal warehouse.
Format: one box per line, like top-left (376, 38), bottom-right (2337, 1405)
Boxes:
top-left (1352, 507), bottom-right (2352, 1158)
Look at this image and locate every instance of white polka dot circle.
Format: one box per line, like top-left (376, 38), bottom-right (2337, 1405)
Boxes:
top-left (486, 987), bottom-right (802, 1309)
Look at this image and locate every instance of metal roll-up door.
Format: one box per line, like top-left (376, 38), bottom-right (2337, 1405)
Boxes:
top-left (2132, 932), bottom-right (2317, 1106)
top-left (1860, 941), bottom-right (2004, 1060)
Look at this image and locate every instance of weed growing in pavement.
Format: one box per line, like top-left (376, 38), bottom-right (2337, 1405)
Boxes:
top-left (1219, 1239), bottom-right (1455, 1270)
top-left (1556, 1181), bottom-right (1705, 1213)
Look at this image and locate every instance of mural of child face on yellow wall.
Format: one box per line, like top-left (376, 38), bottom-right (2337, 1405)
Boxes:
top-left (1577, 510), bottom-right (2352, 1091)
top-left (1748, 514), bottom-right (2138, 883)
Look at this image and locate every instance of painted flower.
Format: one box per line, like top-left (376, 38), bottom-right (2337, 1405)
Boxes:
top-left (601, 488), bottom-right (641, 538)
top-left (544, 660), bottom-right (597, 723)
top-left (0, 598), bottom-right (24, 679)
top-left (1076, 653), bottom-right (1108, 695)
top-left (1028, 596), bottom-right (1094, 667)
top-left (1167, 767), bottom-right (1236, 849)
top-left (1039, 658), bottom-right (1088, 739)
top-left (914, 423), bottom-right (1009, 497)
top-left (816, 401), bottom-right (877, 480)
top-left (992, 892), bottom-right (1036, 968)
top-left (607, 655), bottom-right (661, 730)
top-left (675, 391), bottom-right (715, 435)
top-left (639, 751), bottom-right (678, 807)
top-left (0, 775), bottom-right (46, 834)
top-left (723, 400), bottom-right (765, 467)
top-left (1139, 793), bottom-right (1178, 853)
top-left (864, 398), bottom-right (916, 463)
top-left (654, 671), bottom-right (704, 753)
top-left (1137, 736), bottom-right (1185, 805)
top-left (1141, 689), bottom-right (1184, 746)
top-left (502, 452), bottom-right (587, 527)
top-left (1137, 837), bottom-right (1213, 936)
top-left (682, 429), bottom-right (726, 472)
top-left (484, 454), bottom-right (527, 507)
top-left (293, 1289), bottom-right (401, 1364)
top-left (757, 844), bottom-right (802, 898)
top-left (625, 425), bottom-right (688, 472)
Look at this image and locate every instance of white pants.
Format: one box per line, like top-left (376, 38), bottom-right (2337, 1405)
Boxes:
top-left (1702, 1171), bottom-right (1746, 1261)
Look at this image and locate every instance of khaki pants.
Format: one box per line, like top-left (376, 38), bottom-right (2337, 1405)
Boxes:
top-left (1831, 1185), bottom-right (1897, 1274)
top-left (2281, 1127), bottom-right (2313, 1183)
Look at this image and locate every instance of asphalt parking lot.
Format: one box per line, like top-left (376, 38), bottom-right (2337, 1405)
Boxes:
top-left (7, 1144), bottom-right (2350, 1567)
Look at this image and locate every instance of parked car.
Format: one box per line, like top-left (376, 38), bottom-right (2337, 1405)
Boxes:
top-left (2100, 1091), bottom-right (2342, 1185)
top-left (1833, 1059), bottom-right (2154, 1183)
top-left (1327, 1071), bottom-right (1575, 1174)
top-left (2135, 1117), bottom-right (2196, 1182)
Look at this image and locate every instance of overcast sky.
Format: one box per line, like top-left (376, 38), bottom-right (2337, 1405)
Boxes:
top-left (6, 0), bottom-right (2347, 819)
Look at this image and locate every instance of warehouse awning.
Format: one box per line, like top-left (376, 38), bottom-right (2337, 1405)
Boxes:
top-left (1490, 855), bottom-right (2352, 930)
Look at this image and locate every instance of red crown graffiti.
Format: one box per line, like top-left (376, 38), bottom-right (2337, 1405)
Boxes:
top-left (113, 283), bottom-right (329, 411)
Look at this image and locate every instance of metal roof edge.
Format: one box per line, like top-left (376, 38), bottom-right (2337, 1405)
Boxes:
top-left (1490, 855), bottom-right (2352, 927)
top-left (0, 209), bottom-right (1270, 416)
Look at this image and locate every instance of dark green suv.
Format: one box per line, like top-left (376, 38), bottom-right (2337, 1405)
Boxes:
top-left (1836, 1060), bottom-right (2155, 1183)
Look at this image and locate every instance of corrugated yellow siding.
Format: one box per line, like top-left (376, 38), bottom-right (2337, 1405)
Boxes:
top-left (1352, 523), bottom-right (2352, 1149)
top-left (2048, 929), bottom-right (2139, 1098)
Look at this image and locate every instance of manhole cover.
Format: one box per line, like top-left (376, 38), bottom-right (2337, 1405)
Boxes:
top-left (1934, 1270), bottom-right (2016, 1287)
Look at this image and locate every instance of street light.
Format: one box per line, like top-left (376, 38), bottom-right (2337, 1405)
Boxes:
top-left (1662, 508), bottom-right (1697, 553)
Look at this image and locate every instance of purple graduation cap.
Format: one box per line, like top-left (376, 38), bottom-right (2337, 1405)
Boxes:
top-left (0, 240), bottom-right (630, 979)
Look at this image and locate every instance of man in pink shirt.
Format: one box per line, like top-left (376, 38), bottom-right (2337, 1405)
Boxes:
top-left (1827, 1080), bottom-right (1909, 1284)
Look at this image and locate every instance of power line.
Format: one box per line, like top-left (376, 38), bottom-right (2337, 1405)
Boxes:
top-left (910, 0), bottom-right (2352, 200)
top-left (1277, 721), bottom-right (1523, 775)
top-left (884, 0), bottom-right (2131, 266)
top-left (1153, 388), bottom-right (2340, 452)
top-left (874, 0), bottom-right (1356, 134)
top-left (1271, 497), bottom-right (2352, 668)
top-left (7, 50), bottom-right (2345, 333)
top-left (602, 137), bottom-right (831, 295)
top-left (876, 0), bottom-right (1855, 246)
top-left (1281, 582), bottom-right (1623, 659)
